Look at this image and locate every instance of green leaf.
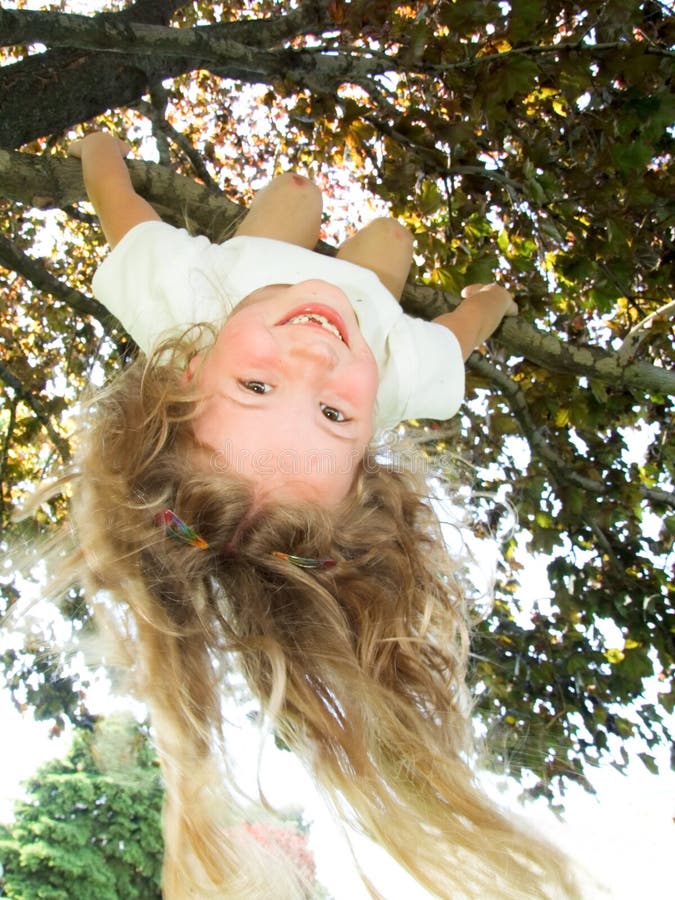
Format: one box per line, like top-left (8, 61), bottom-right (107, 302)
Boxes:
top-left (637, 752), bottom-right (659, 776)
top-left (465, 256), bottom-right (498, 283)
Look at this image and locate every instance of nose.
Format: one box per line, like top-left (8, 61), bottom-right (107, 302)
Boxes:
top-left (286, 333), bottom-right (339, 370)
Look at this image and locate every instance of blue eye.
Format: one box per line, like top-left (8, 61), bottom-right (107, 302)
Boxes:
top-left (241, 381), bottom-right (272, 394)
top-left (321, 404), bottom-right (346, 422)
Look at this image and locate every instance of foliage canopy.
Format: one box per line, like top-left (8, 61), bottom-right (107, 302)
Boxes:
top-left (0, 0), bottom-right (673, 803)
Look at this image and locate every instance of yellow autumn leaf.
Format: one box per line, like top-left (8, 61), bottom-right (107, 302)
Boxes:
top-left (555, 408), bottom-right (570, 427)
top-left (552, 97), bottom-right (567, 117)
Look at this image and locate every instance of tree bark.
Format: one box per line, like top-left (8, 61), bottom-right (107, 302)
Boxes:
top-left (0, 0), bottom-right (190, 148)
top-left (1, 148), bottom-right (672, 399)
top-left (0, 6), bottom-right (329, 57)
top-left (0, 2), bottom-right (342, 149)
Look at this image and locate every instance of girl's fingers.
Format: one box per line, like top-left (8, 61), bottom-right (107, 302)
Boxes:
top-left (461, 283), bottom-right (518, 316)
top-left (66, 134), bottom-right (130, 159)
top-left (461, 283), bottom-right (489, 298)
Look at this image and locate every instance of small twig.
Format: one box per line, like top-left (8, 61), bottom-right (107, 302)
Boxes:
top-left (61, 204), bottom-right (98, 225)
top-left (467, 352), bottom-right (675, 510)
top-left (0, 233), bottom-right (118, 332)
top-left (147, 83), bottom-right (172, 168)
top-left (0, 398), bottom-right (17, 523)
top-left (617, 298), bottom-right (675, 363)
top-left (588, 519), bottom-right (624, 577)
top-left (641, 486), bottom-right (675, 508)
top-left (0, 362), bottom-right (70, 462)
top-left (136, 99), bottom-right (219, 189)
top-left (424, 40), bottom-right (675, 75)
top-left (466, 353), bottom-right (606, 492)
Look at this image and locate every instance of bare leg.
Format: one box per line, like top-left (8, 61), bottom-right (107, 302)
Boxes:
top-left (234, 173), bottom-right (322, 249)
top-left (336, 218), bottom-right (414, 301)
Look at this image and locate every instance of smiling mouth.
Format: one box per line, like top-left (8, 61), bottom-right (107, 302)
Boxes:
top-left (276, 304), bottom-right (348, 345)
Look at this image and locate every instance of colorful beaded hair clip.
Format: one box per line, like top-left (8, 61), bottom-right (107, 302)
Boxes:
top-left (156, 510), bottom-right (335, 569)
top-left (271, 552), bottom-right (336, 570)
top-left (155, 509), bottom-right (209, 550)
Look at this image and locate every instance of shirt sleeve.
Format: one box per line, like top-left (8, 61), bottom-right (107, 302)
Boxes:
top-left (380, 316), bottom-right (465, 426)
top-left (91, 221), bottom-right (232, 353)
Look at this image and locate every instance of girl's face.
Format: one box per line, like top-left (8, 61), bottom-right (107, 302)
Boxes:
top-left (189, 280), bottom-right (379, 506)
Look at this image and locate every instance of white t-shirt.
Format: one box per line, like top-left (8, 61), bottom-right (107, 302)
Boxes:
top-left (92, 222), bottom-right (464, 429)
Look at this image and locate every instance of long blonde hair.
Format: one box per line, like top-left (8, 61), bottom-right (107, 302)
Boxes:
top-left (47, 330), bottom-right (578, 899)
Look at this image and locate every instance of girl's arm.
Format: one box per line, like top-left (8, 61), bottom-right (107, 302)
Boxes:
top-left (67, 132), bottom-right (160, 248)
top-left (433, 283), bottom-right (518, 360)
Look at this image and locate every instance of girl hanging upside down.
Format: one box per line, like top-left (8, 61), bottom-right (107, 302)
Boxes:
top-left (54, 131), bottom-right (577, 898)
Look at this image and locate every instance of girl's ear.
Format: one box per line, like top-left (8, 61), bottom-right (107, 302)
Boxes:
top-left (182, 352), bottom-right (204, 384)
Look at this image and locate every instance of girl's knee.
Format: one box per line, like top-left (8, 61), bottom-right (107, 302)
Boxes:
top-left (242, 172), bottom-right (322, 246)
top-left (269, 172), bottom-right (321, 202)
top-left (366, 217), bottom-right (414, 248)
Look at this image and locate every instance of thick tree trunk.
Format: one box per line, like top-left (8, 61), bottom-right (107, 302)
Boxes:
top-left (0, 1), bottom-right (338, 149)
top-left (0, 0), bottom-right (191, 148)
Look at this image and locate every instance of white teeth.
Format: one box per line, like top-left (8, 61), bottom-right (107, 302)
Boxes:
top-left (286, 314), bottom-right (343, 341)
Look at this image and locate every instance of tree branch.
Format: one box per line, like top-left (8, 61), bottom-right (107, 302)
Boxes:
top-left (0, 362), bottom-right (71, 463)
top-left (0, 1), bottom-right (332, 54)
top-left (0, 6), bottom-right (374, 87)
top-left (1, 148), bottom-right (673, 401)
top-left (641, 486), bottom-right (675, 508)
top-left (0, 398), bottom-right (18, 524)
top-left (135, 98), bottom-right (219, 190)
top-left (425, 39), bottom-right (675, 75)
top-left (404, 282), bottom-right (675, 397)
top-left (588, 518), bottom-right (625, 578)
top-left (144, 85), bottom-right (173, 169)
top-left (0, 233), bottom-right (118, 332)
top-left (617, 299), bottom-right (675, 363)
top-left (494, 316), bottom-right (675, 396)
top-left (466, 353), bottom-right (607, 493)
top-left (0, 147), bottom-right (240, 236)
top-left (0, 1), bottom-right (338, 149)
top-left (0, 11), bottom-right (273, 69)
top-left (467, 353), bottom-right (675, 510)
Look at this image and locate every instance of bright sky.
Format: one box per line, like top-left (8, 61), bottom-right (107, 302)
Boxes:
top-left (1, 680), bottom-right (673, 899)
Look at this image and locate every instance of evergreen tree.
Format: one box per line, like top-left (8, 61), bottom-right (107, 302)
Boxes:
top-left (0, 716), bottom-right (164, 899)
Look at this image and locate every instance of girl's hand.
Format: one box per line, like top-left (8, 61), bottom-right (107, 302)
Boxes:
top-left (67, 132), bottom-right (131, 160)
top-left (461, 283), bottom-right (518, 317)
top-left (433, 282), bottom-right (518, 359)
